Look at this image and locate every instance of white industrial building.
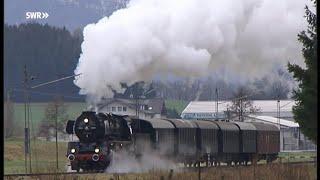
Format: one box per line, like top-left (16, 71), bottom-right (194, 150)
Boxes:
top-left (181, 100), bottom-right (294, 120)
top-left (181, 100), bottom-right (316, 151)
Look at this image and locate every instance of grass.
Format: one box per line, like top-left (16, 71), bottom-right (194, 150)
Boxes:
top-left (278, 151), bottom-right (317, 162)
top-left (4, 163), bottom-right (317, 180)
top-left (165, 100), bottom-right (189, 114)
top-left (4, 137), bottom-right (316, 173)
top-left (4, 137), bottom-right (68, 174)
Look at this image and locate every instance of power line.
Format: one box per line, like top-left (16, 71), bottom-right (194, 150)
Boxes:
top-left (31, 74), bottom-right (82, 89)
top-left (12, 88), bottom-right (84, 99)
top-left (280, 100), bottom-right (295, 108)
top-left (217, 89), bottom-right (262, 105)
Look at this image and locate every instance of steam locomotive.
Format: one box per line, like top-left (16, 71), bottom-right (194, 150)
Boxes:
top-left (66, 111), bottom-right (280, 172)
top-left (65, 111), bottom-right (132, 172)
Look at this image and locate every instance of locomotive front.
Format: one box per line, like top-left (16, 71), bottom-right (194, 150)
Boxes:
top-left (66, 111), bottom-right (111, 172)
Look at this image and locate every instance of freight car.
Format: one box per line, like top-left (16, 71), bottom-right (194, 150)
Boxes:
top-left (65, 111), bottom-right (280, 172)
top-left (131, 118), bottom-right (280, 166)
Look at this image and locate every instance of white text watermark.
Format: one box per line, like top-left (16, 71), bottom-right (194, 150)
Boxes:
top-left (26, 12), bottom-right (49, 19)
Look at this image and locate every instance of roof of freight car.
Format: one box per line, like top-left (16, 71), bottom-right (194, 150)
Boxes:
top-left (191, 120), bottom-right (219, 129)
top-left (250, 122), bottom-right (279, 131)
top-left (164, 118), bottom-right (197, 128)
top-left (233, 122), bottom-right (256, 131)
top-left (211, 121), bottom-right (239, 131)
top-left (141, 118), bottom-right (175, 129)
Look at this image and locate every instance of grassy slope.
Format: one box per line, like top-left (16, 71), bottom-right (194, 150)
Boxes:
top-left (165, 100), bottom-right (189, 114)
top-left (12, 102), bottom-right (87, 134)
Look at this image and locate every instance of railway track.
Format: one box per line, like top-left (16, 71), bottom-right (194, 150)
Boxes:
top-left (3, 171), bottom-right (106, 177)
top-left (4, 160), bottom-right (316, 178)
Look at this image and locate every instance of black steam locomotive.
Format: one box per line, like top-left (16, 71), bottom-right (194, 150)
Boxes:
top-left (65, 111), bottom-right (132, 171)
top-left (66, 111), bottom-right (280, 172)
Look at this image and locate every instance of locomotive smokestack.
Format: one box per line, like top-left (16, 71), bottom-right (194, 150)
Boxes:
top-left (74, 0), bottom-right (311, 101)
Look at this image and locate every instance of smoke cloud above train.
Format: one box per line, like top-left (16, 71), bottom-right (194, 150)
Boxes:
top-left (74, 0), bottom-right (310, 101)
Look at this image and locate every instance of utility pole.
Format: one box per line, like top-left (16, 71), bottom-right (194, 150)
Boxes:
top-left (239, 98), bottom-right (243, 122)
top-left (277, 99), bottom-right (280, 129)
top-left (23, 65), bottom-right (29, 174)
top-left (215, 88), bottom-right (218, 120)
top-left (55, 102), bottom-right (59, 171)
top-left (23, 65), bottom-right (36, 174)
top-left (27, 90), bottom-right (32, 173)
top-left (276, 88), bottom-right (282, 150)
top-left (28, 73), bottom-right (81, 173)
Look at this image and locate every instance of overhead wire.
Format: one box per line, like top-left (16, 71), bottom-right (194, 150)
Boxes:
top-left (12, 88), bottom-right (84, 100)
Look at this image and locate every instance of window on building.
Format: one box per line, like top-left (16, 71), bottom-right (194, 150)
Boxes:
top-left (112, 107), bottom-right (116, 111)
top-left (118, 106), bottom-right (122, 111)
top-left (123, 106), bottom-right (127, 112)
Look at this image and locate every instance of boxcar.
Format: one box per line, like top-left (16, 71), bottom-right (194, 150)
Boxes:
top-left (131, 118), bottom-right (175, 156)
top-left (191, 120), bottom-right (219, 155)
top-left (213, 121), bottom-right (240, 153)
top-left (165, 119), bottom-right (197, 159)
top-left (251, 122), bottom-right (280, 162)
top-left (233, 122), bottom-right (257, 164)
top-left (233, 122), bottom-right (256, 153)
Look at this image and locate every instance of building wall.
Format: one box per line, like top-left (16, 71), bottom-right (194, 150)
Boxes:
top-left (99, 102), bottom-right (156, 119)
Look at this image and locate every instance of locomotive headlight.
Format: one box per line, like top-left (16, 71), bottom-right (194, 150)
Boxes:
top-left (84, 118), bottom-right (89, 123)
top-left (71, 148), bottom-right (76, 153)
top-left (94, 148), bottom-right (100, 153)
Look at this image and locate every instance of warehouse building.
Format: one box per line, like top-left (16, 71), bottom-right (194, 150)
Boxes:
top-left (181, 100), bottom-right (293, 120)
top-left (181, 100), bottom-right (316, 151)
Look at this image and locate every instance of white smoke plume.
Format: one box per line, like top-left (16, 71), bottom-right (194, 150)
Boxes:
top-left (74, 0), bottom-right (311, 101)
top-left (106, 150), bottom-right (178, 173)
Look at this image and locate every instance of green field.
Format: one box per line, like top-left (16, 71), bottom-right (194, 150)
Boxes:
top-left (11, 102), bottom-right (87, 134)
top-left (10, 100), bottom-right (188, 135)
top-left (4, 137), bottom-right (68, 174)
top-left (278, 151), bottom-right (317, 162)
top-left (164, 100), bottom-right (189, 114)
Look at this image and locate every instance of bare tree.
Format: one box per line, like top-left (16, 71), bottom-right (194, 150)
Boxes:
top-left (229, 86), bottom-right (261, 121)
top-left (38, 96), bottom-right (69, 140)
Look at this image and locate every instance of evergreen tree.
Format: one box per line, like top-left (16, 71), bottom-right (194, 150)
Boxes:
top-left (287, 1), bottom-right (317, 143)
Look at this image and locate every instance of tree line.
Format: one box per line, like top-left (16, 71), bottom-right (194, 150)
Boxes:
top-left (4, 23), bottom-right (84, 102)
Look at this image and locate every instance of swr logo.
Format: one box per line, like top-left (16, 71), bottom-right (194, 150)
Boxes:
top-left (26, 12), bottom-right (49, 19)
